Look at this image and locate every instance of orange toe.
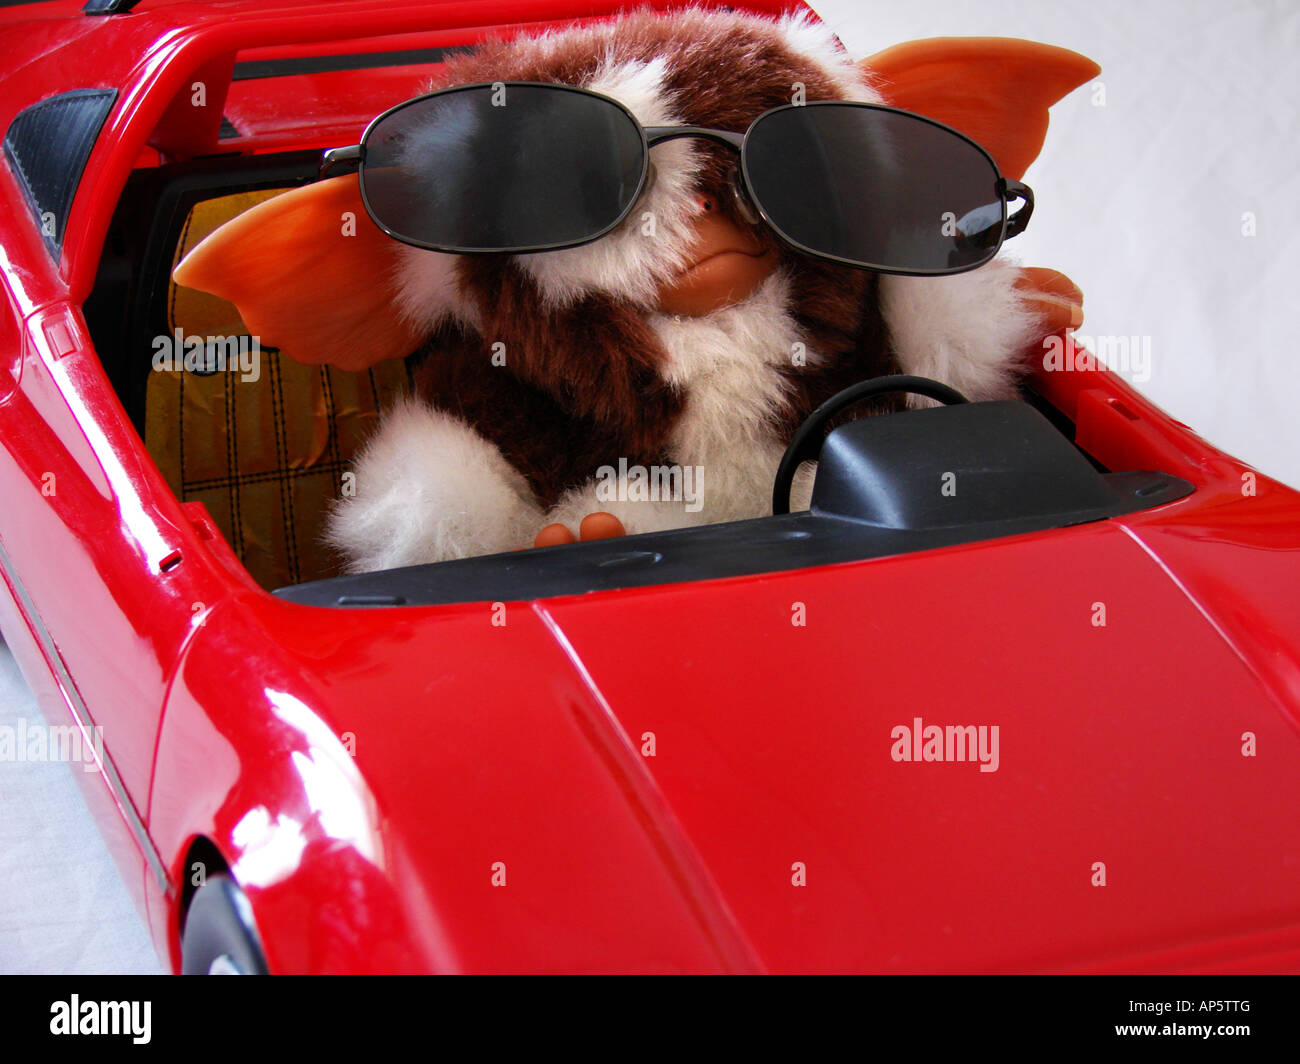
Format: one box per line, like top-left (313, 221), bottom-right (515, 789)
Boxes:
top-left (1015, 266), bottom-right (1083, 303)
top-left (535, 523), bottom-right (577, 548)
top-left (1030, 294), bottom-right (1085, 333)
top-left (1016, 266), bottom-right (1085, 332)
top-left (579, 512), bottom-right (626, 541)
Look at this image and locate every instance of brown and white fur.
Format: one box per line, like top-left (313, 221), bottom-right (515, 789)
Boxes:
top-left (326, 8), bottom-right (1041, 572)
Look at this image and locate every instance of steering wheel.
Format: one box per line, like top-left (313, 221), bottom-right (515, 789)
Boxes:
top-left (771, 374), bottom-right (971, 516)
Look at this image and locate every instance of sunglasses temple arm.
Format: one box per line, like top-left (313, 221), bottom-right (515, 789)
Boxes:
top-left (320, 144), bottom-right (364, 180)
top-left (644, 126), bottom-right (746, 151)
top-left (1003, 179), bottom-right (1034, 240)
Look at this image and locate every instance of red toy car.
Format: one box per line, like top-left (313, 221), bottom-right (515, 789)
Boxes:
top-left (2, 0), bottom-right (1299, 974)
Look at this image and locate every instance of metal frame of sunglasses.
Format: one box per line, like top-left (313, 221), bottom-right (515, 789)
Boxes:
top-left (319, 80), bottom-right (1035, 276)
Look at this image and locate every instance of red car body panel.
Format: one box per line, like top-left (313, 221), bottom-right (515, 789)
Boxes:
top-left (1, 0), bottom-right (1298, 973)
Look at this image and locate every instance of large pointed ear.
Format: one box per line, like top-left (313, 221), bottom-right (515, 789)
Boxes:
top-left (172, 174), bottom-right (424, 370)
top-left (861, 38), bottom-right (1100, 180)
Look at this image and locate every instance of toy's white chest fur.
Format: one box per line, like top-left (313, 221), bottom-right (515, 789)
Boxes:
top-left (649, 268), bottom-right (814, 522)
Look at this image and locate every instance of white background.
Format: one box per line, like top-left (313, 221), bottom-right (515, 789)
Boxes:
top-left (1, 0), bottom-right (1297, 974)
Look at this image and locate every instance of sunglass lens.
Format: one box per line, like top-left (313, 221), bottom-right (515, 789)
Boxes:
top-left (743, 105), bottom-right (1006, 272)
top-left (361, 84), bottom-right (645, 252)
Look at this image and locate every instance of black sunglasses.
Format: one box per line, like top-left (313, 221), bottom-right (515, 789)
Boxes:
top-left (321, 81), bottom-right (1033, 275)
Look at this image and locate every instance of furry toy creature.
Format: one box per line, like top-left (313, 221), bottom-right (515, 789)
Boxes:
top-left (175, 7), bottom-right (1096, 572)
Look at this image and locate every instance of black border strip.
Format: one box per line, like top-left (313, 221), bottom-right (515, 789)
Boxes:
top-left (231, 46), bottom-right (473, 81)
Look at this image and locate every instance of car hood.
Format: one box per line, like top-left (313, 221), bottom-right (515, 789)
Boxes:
top-left (532, 518), bottom-right (1300, 972)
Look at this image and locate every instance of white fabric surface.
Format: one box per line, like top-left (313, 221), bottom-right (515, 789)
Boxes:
top-left (1, 0), bottom-right (1295, 976)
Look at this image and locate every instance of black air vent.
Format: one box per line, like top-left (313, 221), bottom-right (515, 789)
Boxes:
top-left (3, 89), bottom-right (116, 259)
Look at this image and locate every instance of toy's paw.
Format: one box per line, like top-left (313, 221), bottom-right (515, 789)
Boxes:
top-left (534, 512), bottom-right (626, 548)
top-left (1015, 267), bottom-right (1084, 335)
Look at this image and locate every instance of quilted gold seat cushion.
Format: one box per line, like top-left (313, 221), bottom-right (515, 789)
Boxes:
top-left (147, 189), bottom-right (408, 589)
